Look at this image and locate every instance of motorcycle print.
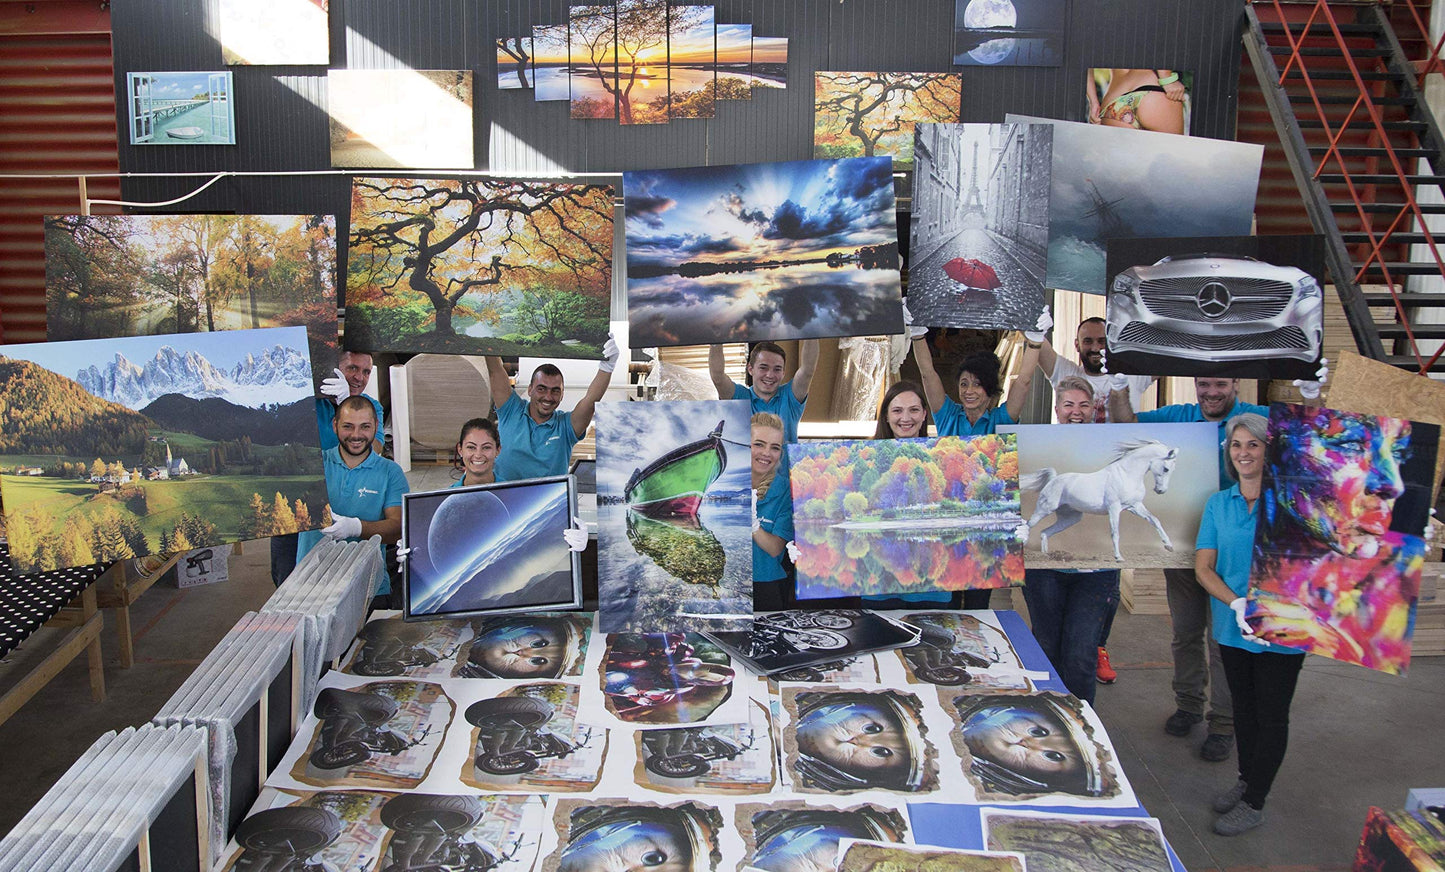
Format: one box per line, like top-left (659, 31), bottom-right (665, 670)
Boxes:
top-left (288, 680), bottom-right (453, 790)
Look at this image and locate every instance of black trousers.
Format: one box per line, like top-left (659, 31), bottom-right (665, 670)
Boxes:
top-left (1219, 643), bottom-right (1305, 809)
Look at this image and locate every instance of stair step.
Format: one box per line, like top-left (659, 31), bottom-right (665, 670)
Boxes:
top-left (1309, 145), bottom-right (1437, 157)
top-left (1320, 174), bottom-right (1445, 185)
top-left (1291, 94), bottom-right (1415, 105)
top-left (1268, 45), bottom-right (1394, 57)
top-left (1331, 202), bottom-right (1445, 213)
top-left (1354, 261), bottom-right (1445, 276)
top-left (1259, 21), bottom-right (1381, 36)
top-left (1298, 119), bottom-right (1428, 132)
top-left (1284, 69), bottom-right (1405, 82)
top-left (1363, 293), bottom-right (1445, 306)
top-left (1374, 324), bottom-right (1445, 339)
top-left (1341, 232), bottom-right (1438, 244)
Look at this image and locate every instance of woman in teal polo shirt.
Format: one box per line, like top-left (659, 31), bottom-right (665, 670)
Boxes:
top-left (751, 412), bottom-right (794, 610)
top-left (1193, 412), bottom-right (1304, 837)
top-left (450, 418), bottom-right (500, 489)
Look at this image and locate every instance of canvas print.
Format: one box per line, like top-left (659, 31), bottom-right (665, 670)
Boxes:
top-left (839, 841), bottom-right (1026, 872)
top-left (286, 679), bottom-right (452, 790)
top-left (126, 72), bottom-right (234, 145)
top-left (1005, 114), bottom-right (1262, 295)
top-left (45, 214), bottom-right (339, 386)
top-left (595, 632), bottom-right (744, 727)
top-left (781, 687), bottom-right (939, 795)
top-left (786, 436), bottom-right (1024, 600)
top-left (947, 692), bottom-right (1120, 803)
top-left (222, 788), bottom-right (544, 872)
top-left (1246, 403), bottom-right (1439, 675)
top-left (983, 811), bottom-right (1171, 872)
top-left (814, 72), bottom-right (962, 169)
top-left (953, 0), bottom-right (1065, 67)
top-left (453, 612), bottom-right (593, 680)
top-left (1088, 68), bottom-right (1192, 136)
top-left (908, 123), bottom-right (1053, 330)
top-left (403, 478), bottom-right (581, 620)
top-left (571, 0), bottom-right (679, 124)
top-left (327, 69), bottom-right (473, 168)
top-left (1003, 422), bottom-right (1219, 570)
top-left (595, 400), bottom-right (752, 633)
top-left (345, 177), bottom-right (613, 357)
top-left (461, 682), bottom-right (607, 792)
top-left (217, 0), bottom-right (329, 65)
top-left (736, 801), bottom-right (909, 872)
top-left (498, 36), bottom-right (535, 89)
top-left (715, 23), bottom-right (753, 99)
top-left (1105, 235), bottom-right (1326, 380)
top-left (542, 799), bottom-right (724, 872)
top-left (635, 699), bottom-right (775, 794)
top-left (751, 37), bottom-right (788, 90)
top-left (624, 157), bottom-right (903, 347)
top-left (705, 610), bottom-right (921, 676)
top-left (893, 611), bottom-right (1025, 685)
top-left (0, 327), bottom-right (327, 574)
top-left (344, 612), bottom-right (473, 678)
top-left (668, 5), bottom-right (717, 119)
top-left (569, 5), bottom-right (618, 120)
top-left (533, 24), bottom-right (571, 101)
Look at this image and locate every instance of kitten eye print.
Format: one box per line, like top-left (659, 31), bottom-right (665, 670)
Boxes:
top-left (870, 747), bottom-right (893, 758)
top-left (862, 722), bottom-right (883, 734)
top-left (1028, 726), bottom-right (1049, 738)
top-left (642, 851), bottom-right (668, 866)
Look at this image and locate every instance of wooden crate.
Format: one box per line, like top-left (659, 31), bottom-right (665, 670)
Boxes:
top-left (1121, 569), bottom-right (1170, 615)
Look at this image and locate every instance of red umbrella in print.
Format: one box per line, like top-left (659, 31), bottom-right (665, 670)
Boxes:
top-left (942, 257), bottom-right (1002, 290)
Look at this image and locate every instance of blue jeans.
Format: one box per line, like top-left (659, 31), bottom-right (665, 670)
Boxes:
top-left (1022, 569), bottom-right (1121, 705)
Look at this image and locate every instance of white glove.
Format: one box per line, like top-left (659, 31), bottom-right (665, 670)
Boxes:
top-left (1014, 521), bottom-right (1030, 543)
top-left (1292, 357), bottom-right (1329, 400)
top-left (1424, 507), bottom-right (1438, 541)
top-left (321, 513), bottom-right (362, 540)
top-left (1229, 597), bottom-right (1257, 639)
top-left (319, 368), bottom-right (350, 404)
top-left (599, 334), bottom-right (621, 374)
top-left (751, 489), bottom-right (761, 533)
top-left (903, 304), bottom-right (928, 340)
top-left (395, 546), bottom-right (411, 564)
top-left (785, 541), bottom-right (802, 563)
top-left (1023, 306), bottom-right (1052, 344)
top-left (1105, 371), bottom-right (1132, 393)
top-left (563, 516), bottom-right (588, 552)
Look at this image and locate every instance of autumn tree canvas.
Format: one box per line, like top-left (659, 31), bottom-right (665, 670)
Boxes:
top-left (785, 436), bottom-right (1024, 599)
top-left (45, 214), bottom-right (339, 386)
top-left (345, 177), bottom-right (614, 358)
top-left (0, 327), bottom-right (327, 574)
top-left (814, 72), bottom-right (963, 170)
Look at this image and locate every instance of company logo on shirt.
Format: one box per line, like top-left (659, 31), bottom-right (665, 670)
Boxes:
top-left (546, 435), bottom-right (560, 443)
top-left (357, 486), bottom-right (379, 497)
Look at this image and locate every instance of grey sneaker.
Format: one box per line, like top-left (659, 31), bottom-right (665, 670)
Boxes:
top-left (1212, 779), bottom-right (1248, 814)
top-left (1213, 802), bottom-right (1264, 836)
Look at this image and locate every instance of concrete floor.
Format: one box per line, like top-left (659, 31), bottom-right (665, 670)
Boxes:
top-left (0, 542), bottom-right (1440, 871)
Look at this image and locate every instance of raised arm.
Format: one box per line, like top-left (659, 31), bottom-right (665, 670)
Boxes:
top-left (486, 356), bottom-right (514, 410)
top-left (571, 334), bottom-right (620, 439)
top-left (791, 339), bottom-right (820, 402)
top-left (1006, 340), bottom-right (1042, 422)
top-left (912, 337), bottom-right (947, 414)
top-left (1107, 375), bottom-right (1138, 423)
top-left (708, 345), bottom-right (736, 400)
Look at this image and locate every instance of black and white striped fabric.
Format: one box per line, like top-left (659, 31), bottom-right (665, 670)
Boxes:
top-left (0, 545), bottom-right (105, 660)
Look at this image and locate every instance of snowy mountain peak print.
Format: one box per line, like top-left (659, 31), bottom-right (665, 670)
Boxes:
top-left (74, 332), bottom-right (313, 410)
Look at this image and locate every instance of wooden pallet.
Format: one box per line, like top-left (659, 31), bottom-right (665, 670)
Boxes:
top-left (1121, 569), bottom-right (1171, 615)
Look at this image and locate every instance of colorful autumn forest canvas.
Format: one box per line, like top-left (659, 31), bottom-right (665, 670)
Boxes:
top-left (786, 435), bottom-right (1024, 599)
top-left (345, 178), bottom-right (614, 358)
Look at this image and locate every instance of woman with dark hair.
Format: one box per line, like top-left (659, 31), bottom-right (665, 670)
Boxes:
top-left (752, 412), bottom-right (793, 611)
top-left (873, 380), bottom-right (933, 440)
top-left (451, 418), bottom-right (501, 488)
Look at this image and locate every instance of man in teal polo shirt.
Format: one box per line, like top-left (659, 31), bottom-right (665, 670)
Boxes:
top-left (708, 340), bottom-right (819, 443)
top-left (296, 396), bottom-right (409, 600)
top-left (485, 336), bottom-right (619, 482)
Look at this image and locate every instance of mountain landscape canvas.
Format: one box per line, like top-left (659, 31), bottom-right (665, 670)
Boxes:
top-left (0, 326), bottom-right (328, 573)
top-left (403, 477), bottom-right (581, 619)
top-left (45, 214), bottom-right (339, 387)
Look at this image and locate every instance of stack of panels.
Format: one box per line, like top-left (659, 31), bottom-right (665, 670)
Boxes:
top-left (262, 536), bottom-right (387, 668)
top-left (152, 611), bottom-right (305, 866)
top-left (1414, 564), bottom-right (1444, 657)
top-left (0, 724), bottom-right (209, 872)
top-left (1122, 569), bottom-right (1171, 615)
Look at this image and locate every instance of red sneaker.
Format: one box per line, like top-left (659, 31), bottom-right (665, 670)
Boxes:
top-left (1096, 647), bottom-right (1117, 684)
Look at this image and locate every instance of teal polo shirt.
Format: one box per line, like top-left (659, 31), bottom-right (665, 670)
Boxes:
top-left (1195, 485), bottom-right (1300, 655)
top-left (732, 381), bottom-right (806, 443)
top-left (494, 392), bottom-right (579, 482)
top-left (297, 446), bottom-right (409, 595)
top-left (933, 397), bottom-right (1014, 438)
top-left (315, 396), bottom-right (386, 451)
top-left (753, 464), bottom-right (794, 584)
top-left (1137, 400), bottom-right (1268, 489)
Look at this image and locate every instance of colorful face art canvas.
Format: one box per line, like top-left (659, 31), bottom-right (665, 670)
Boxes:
top-left (1247, 403), bottom-right (1439, 675)
top-left (0, 327), bottom-right (327, 574)
top-left (1087, 68), bottom-right (1193, 136)
top-left (624, 158), bottom-right (904, 347)
top-left (346, 177), bottom-right (613, 358)
top-left (953, 0), bottom-right (1065, 67)
top-left (45, 214), bottom-right (340, 387)
top-left (1002, 422), bottom-right (1219, 570)
top-left (908, 123), bottom-right (1053, 331)
top-left (813, 73), bottom-right (962, 170)
top-left (594, 400), bottom-right (753, 633)
top-left (786, 436), bottom-right (1024, 600)
top-left (1005, 115), bottom-right (1262, 295)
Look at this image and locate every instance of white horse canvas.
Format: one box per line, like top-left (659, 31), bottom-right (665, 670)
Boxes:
top-left (1001, 423), bottom-right (1219, 569)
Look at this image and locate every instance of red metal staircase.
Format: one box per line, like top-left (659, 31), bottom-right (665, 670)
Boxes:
top-left (1244, 0), bottom-right (1445, 373)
